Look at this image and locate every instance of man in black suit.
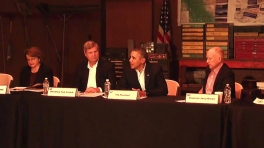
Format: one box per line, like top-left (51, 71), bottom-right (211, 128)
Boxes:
top-left (117, 48), bottom-right (168, 97)
top-left (76, 40), bottom-right (116, 93)
top-left (199, 47), bottom-right (235, 98)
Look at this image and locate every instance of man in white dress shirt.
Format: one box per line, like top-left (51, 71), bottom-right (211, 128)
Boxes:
top-left (117, 48), bottom-right (168, 97)
top-left (76, 40), bottom-right (116, 93)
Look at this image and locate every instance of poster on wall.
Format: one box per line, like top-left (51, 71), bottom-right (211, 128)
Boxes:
top-left (178, 0), bottom-right (229, 25)
top-left (227, 0), bottom-right (264, 26)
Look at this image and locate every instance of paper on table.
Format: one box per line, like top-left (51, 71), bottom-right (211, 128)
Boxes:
top-left (175, 100), bottom-right (186, 103)
top-left (253, 98), bottom-right (264, 105)
top-left (79, 92), bottom-right (104, 97)
top-left (102, 95), bottom-right (147, 99)
top-left (24, 88), bottom-right (44, 92)
top-left (10, 86), bottom-right (43, 92)
top-left (10, 87), bottom-right (27, 91)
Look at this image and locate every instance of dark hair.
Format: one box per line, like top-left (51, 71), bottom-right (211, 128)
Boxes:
top-left (131, 48), bottom-right (148, 61)
top-left (25, 47), bottom-right (43, 59)
top-left (83, 40), bottom-right (99, 52)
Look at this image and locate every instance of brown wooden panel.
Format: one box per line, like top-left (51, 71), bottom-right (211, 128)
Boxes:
top-left (0, 0), bottom-right (102, 87)
top-left (106, 0), bottom-right (152, 48)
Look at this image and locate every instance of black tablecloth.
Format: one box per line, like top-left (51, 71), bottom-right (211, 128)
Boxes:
top-left (19, 95), bottom-right (228, 148)
top-left (0, 94), bottom-right (21, 148)
top-left (223, 99), bottom-right (264, 148)
top-left (3, 93), bottom-right (264, 148)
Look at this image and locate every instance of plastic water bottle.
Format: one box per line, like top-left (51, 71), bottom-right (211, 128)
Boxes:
top-left (104, 79), bottom-right (111, 98)
top-left (224, 84), bottom-right (231, 103)
top-left (43, 77), bottom-right (49, 95)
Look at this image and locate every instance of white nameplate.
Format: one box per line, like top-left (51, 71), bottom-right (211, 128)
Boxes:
top-left (186, 93), bottom-right (219, 104)
top-left (0, 85), bottom-right (7, 94)
top-left (47, 87), bottom-right (77, 97)
top-left (108, 90), bottom-right (140, 100)
top-left (257, 82), bottom-right (264, 90)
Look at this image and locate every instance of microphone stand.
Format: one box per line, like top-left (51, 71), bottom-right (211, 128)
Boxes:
top-left (0, 16), bottom-right (5, 72)
top-left (58, 14), bottom-right (71, 86)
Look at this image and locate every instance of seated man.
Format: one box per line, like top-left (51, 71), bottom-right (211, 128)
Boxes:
top-left (76, 40), bottom-right (116, 93)
top-left (117, 48), bottom-right (168, 97)
top-left (199, 47), bottom-right (235, 98)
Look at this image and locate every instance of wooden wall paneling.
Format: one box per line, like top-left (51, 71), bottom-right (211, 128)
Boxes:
top-left (153, 0), bottom-right (162, 47)
top-left (106, 0), bottom-right (152, 48)
top-left (0, 0), bottom-right (188, 86)
top-left (170, 0), bottom-right (181, 59)
top-left (63, 12), bottom-right (102, 87)
top-left (0, 0), bottom-right (103, 87)
top-left (101, 0), bottom-right (106, 55)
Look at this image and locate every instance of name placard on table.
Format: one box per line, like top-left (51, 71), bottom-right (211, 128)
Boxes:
top-left (0, 85), bottom-right (8, 94)
top-left (47, 87), bottom-right (77, 97)
top-left (186, 93), bottom-right (219, 104)
top-left (108, 90), bottom-right (142, 100)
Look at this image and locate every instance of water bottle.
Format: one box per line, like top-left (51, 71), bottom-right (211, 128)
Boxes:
top-left (43, 77), bottom-right (49, 95)
top-left (104, 79), bottom-right (111, 98)
top-left (224, 84), bottom-right (231, 103)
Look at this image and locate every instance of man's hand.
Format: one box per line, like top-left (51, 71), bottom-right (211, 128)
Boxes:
top-left (85, 87), bottom-right (100, 93)
top-left (132, 88), bottom-right (146, 97)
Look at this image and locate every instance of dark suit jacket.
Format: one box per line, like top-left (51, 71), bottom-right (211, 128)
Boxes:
top-left (19, 63), bottom-right (54, 87)
top-left (202, 63), bottom-right (235, 98)
top-left (117, 62), bottom-right (168, 97)
top-left (76, 59), bottom-right (116, 92)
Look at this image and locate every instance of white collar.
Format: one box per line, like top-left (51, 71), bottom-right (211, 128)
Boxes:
top-left (136, 63), bottom-right (146, 73)
top-left (87, 61), bottom-right (98, 69)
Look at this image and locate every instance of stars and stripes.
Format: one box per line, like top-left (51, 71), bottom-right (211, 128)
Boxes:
top-left (157, 0), bottom-right (172, 54)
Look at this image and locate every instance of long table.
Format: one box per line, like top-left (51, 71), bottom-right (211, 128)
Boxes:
top-left (0, 93), bottom-right (264, 148)
top-left (0, 94), bottom-right (21, 148)
top-left (223, 99), bottom-right (264, 148)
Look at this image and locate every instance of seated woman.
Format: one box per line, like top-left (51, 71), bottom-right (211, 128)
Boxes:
top-left (19, 47), bottom-right (54, 87)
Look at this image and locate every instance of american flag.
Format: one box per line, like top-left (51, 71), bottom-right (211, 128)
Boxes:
top-left (157, 0), bottom-right (171, 54)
